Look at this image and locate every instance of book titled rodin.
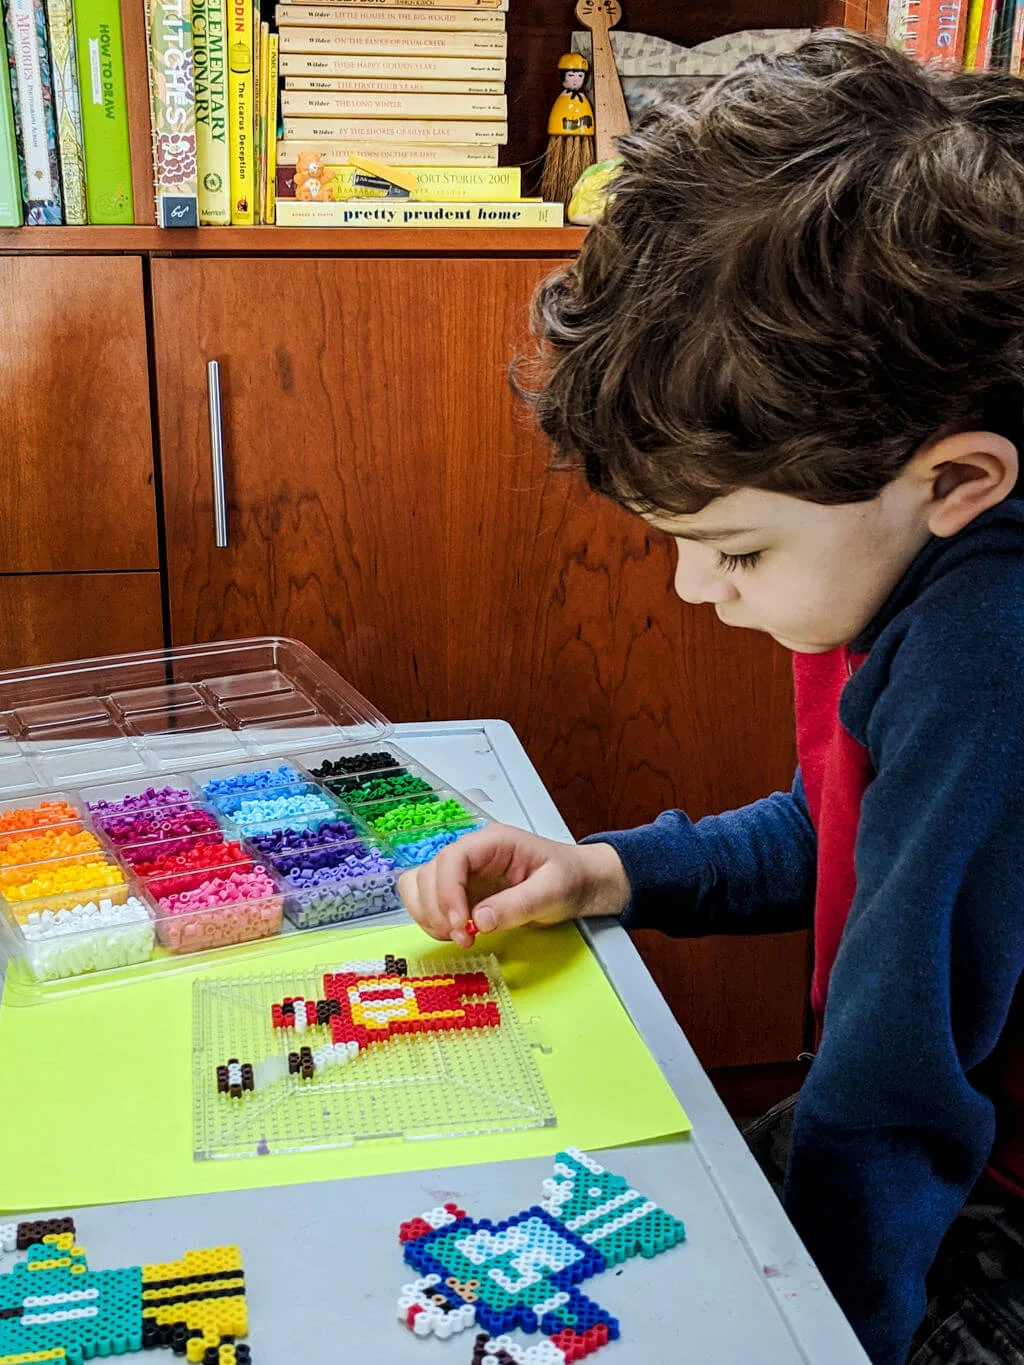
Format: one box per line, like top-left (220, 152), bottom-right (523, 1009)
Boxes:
top-left (275, 198), bottom-right (563, 226)
top-left (72, 0), bottom-right (134, 221)
top-left (227, 0), bottom-right (252, 221)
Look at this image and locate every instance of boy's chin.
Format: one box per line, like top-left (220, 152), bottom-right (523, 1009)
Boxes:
top-left (716, 608), bottom-right (839, 654)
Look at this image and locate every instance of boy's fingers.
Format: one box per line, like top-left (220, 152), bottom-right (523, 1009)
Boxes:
top-left (397, 866), bottom-right (451, 942)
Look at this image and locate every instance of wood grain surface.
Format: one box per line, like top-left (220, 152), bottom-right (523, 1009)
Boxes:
top-left (154, 254), bottom-right (806, 1066)
top-left (0, 257), bottom-right (158, 573)
top-left (0, 573), bottom-right (164, 669)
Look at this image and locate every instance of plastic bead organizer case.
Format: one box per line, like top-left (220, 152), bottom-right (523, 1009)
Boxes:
top-left (0, 640), bottom-right (491, 1004)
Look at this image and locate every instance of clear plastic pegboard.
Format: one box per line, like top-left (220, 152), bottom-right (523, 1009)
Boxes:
top-left (191, 954), bottom-right (556, 1159)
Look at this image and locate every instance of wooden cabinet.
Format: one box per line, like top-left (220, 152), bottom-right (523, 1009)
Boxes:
top-left (0, 255), bottom-right (163, 670)
top-left (153, 253), bottom-right (806, 1068)
top-left (0, 257), bottom-right (158, 573)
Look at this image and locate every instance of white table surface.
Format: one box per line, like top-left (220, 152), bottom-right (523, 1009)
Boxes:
top-left (0, 718), bottom-right (869, 1365)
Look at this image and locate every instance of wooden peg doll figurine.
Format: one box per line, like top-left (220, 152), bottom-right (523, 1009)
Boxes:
top-left (541, 52), bottom-right (596, 206)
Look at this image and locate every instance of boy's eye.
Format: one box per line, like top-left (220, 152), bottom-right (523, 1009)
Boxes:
top-left (717, 550), bottom-right (763, 573)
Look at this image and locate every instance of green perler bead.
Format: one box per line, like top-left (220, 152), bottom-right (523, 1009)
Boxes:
top-left (336, 773), bottom-right (434, 807)
top-left (367, 798), bottom-right (472, 834)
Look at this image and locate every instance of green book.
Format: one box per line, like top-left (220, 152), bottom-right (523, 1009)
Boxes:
top-left (0, 21), bottom-right (21, 224)
top-left (71, 0), bottom-right (133, 222)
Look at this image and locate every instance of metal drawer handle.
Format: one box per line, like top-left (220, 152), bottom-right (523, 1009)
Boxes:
top-left (207, 359), bottom-right (228, 549)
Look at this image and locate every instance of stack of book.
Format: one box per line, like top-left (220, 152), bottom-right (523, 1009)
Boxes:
top-left (891, 0), bottom-right (1024, 72)
top-left (0, 0), bottom-right (133, 225)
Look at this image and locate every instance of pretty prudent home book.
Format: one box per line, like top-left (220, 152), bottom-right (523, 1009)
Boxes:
top-left (72, 0), bottom-right (134, 221)
top-left (3, 0), bottom-right (62, 222)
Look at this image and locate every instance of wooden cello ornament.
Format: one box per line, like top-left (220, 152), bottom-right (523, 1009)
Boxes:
top-left (575, 0), bottom-right (630, 163)
top-left (541, 52), bottom-right (595, 207)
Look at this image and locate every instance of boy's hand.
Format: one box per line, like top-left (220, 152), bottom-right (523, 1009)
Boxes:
top-left (397, 824), bottom-right (631, 949)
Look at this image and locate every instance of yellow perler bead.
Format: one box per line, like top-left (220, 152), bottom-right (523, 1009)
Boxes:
top-left (185, 1342), bottom-right (205, 1363)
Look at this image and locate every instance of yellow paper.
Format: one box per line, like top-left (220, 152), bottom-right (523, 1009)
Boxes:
top-left (0, 922), bottom-right (689, 1212)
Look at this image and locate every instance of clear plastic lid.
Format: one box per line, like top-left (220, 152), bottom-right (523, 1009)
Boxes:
top-left (0, 639), bottom-right (392, 800)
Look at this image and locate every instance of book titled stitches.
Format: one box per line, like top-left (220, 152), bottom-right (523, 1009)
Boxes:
top-left (147, 0), bottom-right (199, 225)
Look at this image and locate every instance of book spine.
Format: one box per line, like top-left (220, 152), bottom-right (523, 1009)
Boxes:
top-left (887, 0), bottom-right (909, 45)
top-left (265, 27), bottom-right (276, 221)
top-left (276, 135), bottom-right (496, 162)
top-left (1010, 0), bottom-right (1024, 70)
top-left (192, 0), bottom-right (230, 222)
top-left (975, 0), bottom-right (998, 63)
top-left (279, 88), bottom-right (504, 117)
top-left (257, 16), bottom-right (268, 221)
top-left (920, 0), bottom-right (969, 61)
top-left (902, 0), bottom-right (923, 55)
top-left (281, 114), bottom-right (506, 141)
top-left (282, 74), bottom-right (501, 91)
top-left (227, 0), bottom-right (252, 220)
top-left (0, 19), bottom-right (21, 222)
top-left (3, 0), bottom-right (61, 222)
top-left (71, 0), bottom-right (133, 220)
top-left (278, 27), bottom-right (506, 56)
top-left (989, 0), bottom-right (1014, 66)
top-left (277, 159), bottom-right (518, 198)
top-left (275, 197), bottom-right (563, 226)
top-left (251, 4), bottom-right (259, 220)
top-left (273, 5), bottom-right (504, 28)
top-left (963, 0), bottom-right (987, 64)
top-left (46, 0), bottom-right (87, 222)
top-left (278, 50), bottom-right (503, 77)
top-left (286, 0), bottom-right (508, 8)
top-left (149, 0), bottom-right (198, 225)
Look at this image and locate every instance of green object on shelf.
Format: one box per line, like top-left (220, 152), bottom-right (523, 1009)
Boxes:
top-left (0, 20), bottom-right (20, 224)
top-left (567, 155), bottom-right (622, 226)
top-left (71, 0), bottom-right (134, 223)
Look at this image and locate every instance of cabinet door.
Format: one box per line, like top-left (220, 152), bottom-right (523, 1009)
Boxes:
top-left (154, 255), bottom-right (806, 1068)
top-left (0, 257), bottom-right (158, 573)
top-left (0, 574), bottom-right (163, 669)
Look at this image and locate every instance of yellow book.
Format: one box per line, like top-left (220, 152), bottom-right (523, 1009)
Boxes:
top-left (275, 198), bottom-right (564, 226)
top-left (266, 32), bottom-right (279, 221)
top-left (285, 159), bottom-right (520, 200)
top-left (258, 18), bottom-right (269, 222)
top-left (278, 28), bottom-right (506, 56)
top-left (193, 0), bottom-right (231, 222)
top-left (964, 0), bottom-right (986, 68)
top-left (283, 76), bottom-right (503, 93)
top-left (273, 5), bottom-right (505, 29)
top-left (277, 138), bottom-right (498, 164)
top-left (228, 0), bottom-right (254, 221)
top-left (278, 52), bottom-right (505, 79)
top-left (281, 116), bottom-right (506, 143)
top-left (279, 90), bottom-right (506, 119)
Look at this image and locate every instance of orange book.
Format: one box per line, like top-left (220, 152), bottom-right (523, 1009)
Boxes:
top-left (920, 0), bottom-right (969, 63)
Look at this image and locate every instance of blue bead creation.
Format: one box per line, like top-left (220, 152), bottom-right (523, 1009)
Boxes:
top-left (397, 1147), bottom-right (686, 1362)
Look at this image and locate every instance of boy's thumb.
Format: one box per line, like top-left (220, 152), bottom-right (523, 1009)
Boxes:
top-left (472, 885), bottom-right (537, 934)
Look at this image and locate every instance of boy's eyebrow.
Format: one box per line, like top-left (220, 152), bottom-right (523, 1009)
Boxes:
top-left (671, 525), bottom-right (759, 543)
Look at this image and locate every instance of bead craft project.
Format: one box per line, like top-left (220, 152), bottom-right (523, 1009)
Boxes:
top-left (0, 1218), bottom-right (253, 1365)
top-left (192, 955), bottom-right (554, 1159)
top-left (397, 1147), bottom-right (686, 1364)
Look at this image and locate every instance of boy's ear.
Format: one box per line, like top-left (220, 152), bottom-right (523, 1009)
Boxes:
top-left (911, 431), bottom-right (1019, 539)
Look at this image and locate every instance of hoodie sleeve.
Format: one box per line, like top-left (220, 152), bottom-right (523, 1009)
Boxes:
top-left (784, 567), bottom-right (1024, 1365)
top-left (581, 769), bottom-right (816, 936)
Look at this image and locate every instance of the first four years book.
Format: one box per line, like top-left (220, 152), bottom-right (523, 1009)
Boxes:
top-left (275, 198), bottom-right (562, 226)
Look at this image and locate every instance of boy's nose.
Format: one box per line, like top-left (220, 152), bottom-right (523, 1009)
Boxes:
top-left (673, 550), bottom-right (739, 605)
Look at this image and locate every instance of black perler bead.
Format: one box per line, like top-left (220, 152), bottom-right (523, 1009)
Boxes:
top-left (288, 1052), bottom-right (300, 1074)
top-left (236, 1347), bottom-right (252, 1365)
top-left (15, 1215), bottom-right (74, 1250)
top-left (203, 1350), bottom-right (219, 1365)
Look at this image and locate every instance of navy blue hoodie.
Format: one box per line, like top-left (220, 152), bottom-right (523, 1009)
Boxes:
top-left (587, 498), bottom-right (1024, 1365)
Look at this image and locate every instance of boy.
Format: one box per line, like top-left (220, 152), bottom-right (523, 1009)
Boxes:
top-left (398, 30), bottom-right (1024, 1365)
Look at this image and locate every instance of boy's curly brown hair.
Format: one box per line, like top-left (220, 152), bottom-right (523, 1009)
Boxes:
top-left (516, 30), bottom-right (1024, 514)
